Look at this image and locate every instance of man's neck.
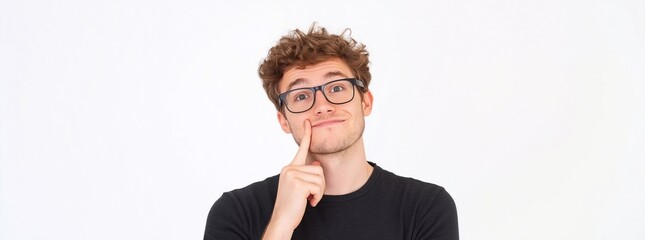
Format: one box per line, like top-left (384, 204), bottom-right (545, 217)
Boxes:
top-left (308, 137), bottom-right (373, 195)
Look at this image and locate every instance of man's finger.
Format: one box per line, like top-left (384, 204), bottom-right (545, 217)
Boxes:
top-left (308, 161), bottom-right (325, 207)
top-left (290, 120), bottom-right (311, 166)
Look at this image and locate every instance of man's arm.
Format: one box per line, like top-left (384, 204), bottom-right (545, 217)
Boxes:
top-left (262, 120), bottom-right (325, 240)
top-left (204, 120), bottom-right (324, 240)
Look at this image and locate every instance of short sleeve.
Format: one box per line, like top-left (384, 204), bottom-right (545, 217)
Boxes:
top-left (416, 188), bottom-right (459, 240)
top-left (204, 192), bottom-right (250, 240)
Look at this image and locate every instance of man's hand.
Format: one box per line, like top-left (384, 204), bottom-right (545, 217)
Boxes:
top-left (263, 120), bottom-right (326, 240)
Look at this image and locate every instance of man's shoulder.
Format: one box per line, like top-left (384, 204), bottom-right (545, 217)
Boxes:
top-left (224, 174), bottom-right (280, 200)
top-left (375, 165), bottom-right (457, 224)
top-left (377, 165), bottom-right (445, 189)
top-left (376, 165), bottom-right (452, 204)
top-left (207, 175), bottom-right (279, 222)
top-left (373, 165), bottom-right (459, 239)
top-left (205, 175), bottom-right (280, 240)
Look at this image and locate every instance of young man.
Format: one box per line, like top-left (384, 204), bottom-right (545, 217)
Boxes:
top-left (204, 25), bottom-right (459, 240)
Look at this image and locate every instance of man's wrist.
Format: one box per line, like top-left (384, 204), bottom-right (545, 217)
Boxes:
top-left (262, 220), bottom-right (294, 240)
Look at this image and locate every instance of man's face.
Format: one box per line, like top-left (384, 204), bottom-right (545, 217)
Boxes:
top-left (277, 58), bottom-right (373, 155)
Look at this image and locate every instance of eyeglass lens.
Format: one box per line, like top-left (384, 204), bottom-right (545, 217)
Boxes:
top-left (284, 80), bottom-right (356, 113)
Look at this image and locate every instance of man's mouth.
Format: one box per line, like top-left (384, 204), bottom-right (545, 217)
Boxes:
top-left (312, 119), bottom-right (345, 128)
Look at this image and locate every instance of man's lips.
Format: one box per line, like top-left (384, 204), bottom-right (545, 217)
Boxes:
top-left (312, 119), bottom-right (345, 127)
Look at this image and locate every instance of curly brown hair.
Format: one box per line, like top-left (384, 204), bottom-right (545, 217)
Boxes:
top-left (258, 24), bottom-right (371, 111)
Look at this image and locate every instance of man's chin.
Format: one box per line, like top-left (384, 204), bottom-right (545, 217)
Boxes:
top-left (309, 140), bottom-right (354, 155)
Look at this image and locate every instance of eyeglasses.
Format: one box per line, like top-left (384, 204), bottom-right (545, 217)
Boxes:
top-left (278, 78), bottom-right (366, 114)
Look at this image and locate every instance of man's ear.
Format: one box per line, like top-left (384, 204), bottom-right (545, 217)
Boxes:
top-left (277, 111), bottom-right (292, 133)
top-left (361, 90), bottom-right (374, 116)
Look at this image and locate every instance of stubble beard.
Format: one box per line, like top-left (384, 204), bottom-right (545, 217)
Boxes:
top-left (295, 118), bottom-right (366, 155)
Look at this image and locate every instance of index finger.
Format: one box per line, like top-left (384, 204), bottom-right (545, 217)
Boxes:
top-left (290, 120), bottom-right (311, 166)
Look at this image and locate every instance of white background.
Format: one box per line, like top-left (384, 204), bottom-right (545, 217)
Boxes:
top-left (1, 0), bottom-right (644, 239)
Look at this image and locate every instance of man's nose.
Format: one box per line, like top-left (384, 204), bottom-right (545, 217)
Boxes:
top-left (312, 90), bottom-right (335, 115)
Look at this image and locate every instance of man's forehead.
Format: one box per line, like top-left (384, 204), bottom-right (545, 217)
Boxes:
top-left (280, 59), bottom-right (353, 91)
top-left (287, 71), bottom-right (348, 87)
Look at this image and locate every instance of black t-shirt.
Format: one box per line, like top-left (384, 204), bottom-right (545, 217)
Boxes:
top-left (204, 163), bottom-right (459, 240)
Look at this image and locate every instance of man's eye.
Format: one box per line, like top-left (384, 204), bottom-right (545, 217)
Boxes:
top-left (330, 85), bottom-right (344, 93)
top-left (294, 93), bottom-right (309, 101)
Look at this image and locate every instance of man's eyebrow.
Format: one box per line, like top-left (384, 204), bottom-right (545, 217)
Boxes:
top-left (286, 78), bottom-right (308, 91)
top-left (286, 71), bottom-right (350, 91)
top-left (324, 71), bottom-right (349, 79)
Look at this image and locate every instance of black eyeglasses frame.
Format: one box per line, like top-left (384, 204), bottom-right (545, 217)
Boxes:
top-left (277, 78), bottom-right (366, 114)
